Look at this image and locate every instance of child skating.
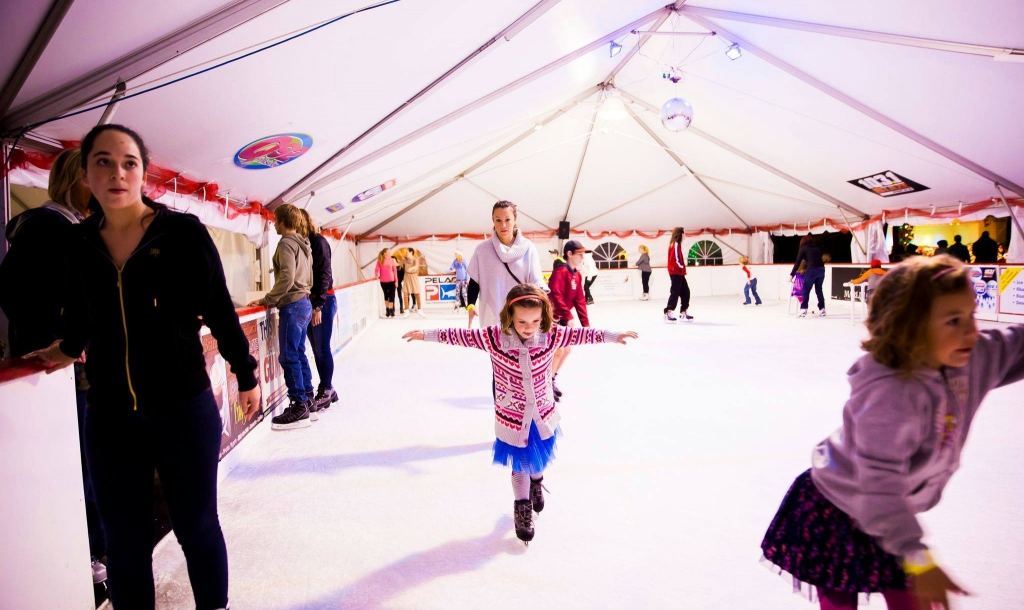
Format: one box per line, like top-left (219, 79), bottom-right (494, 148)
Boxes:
top-left (403, 284), bottom-right (638, 544)
top-left (761, 255), bottom-right (1024, 609)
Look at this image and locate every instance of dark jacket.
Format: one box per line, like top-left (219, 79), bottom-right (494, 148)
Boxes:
top-left (308, 233), bottom-right (334, 310)
top-left (971, 234), bottom-right (999, 263)
top-left (0, 205), bottom-right (77, 357)
top-left (59, 203), bottom-right (258, 412)
top-left (791, 244), bottom-right (824, 276)
top-left (547, 260), bottom-right (589, 326)
top-left (947, 242), bottom-right (970, 263)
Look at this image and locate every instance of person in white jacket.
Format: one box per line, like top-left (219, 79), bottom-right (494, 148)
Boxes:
top-left (581, 251), bottom-right (598, 304)
top-left (466, 201), bottom-right (545, 329)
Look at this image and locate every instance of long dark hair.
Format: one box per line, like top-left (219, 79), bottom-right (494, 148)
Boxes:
top-left (79, 124), bottom-right (156, 214)
top-left (799, 234), bottom-right (816, 249)
top-left (670, 227), bottom-right (684, 244)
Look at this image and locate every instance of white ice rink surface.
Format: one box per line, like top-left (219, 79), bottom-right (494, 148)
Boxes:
top-left (150, 298), bottom-right (1023, 609)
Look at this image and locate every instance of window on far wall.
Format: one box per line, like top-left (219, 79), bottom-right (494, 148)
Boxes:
top-left (687, 240), bottom-right (723, 266)
top-left (593, 242), bottom-right (628, 269)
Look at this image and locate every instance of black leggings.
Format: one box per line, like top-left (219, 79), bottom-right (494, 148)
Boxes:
top-left (380, 281), bottom-right (396, 302)
top-left (641, 271), bottom-right (651, 294)
top-left (665, 274), bottom-right (690, 313)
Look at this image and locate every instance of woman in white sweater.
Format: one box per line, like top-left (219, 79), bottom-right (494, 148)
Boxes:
top-left (466, 201), bottom-right (545, 329)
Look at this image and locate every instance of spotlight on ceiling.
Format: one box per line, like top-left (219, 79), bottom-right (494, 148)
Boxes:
top-left (725, 43), bottom-right (742, 60)
top-left (609, 41), bottom-right (623, 57)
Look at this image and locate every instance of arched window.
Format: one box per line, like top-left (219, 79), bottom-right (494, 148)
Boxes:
top-left (687, 240), bottom-right (723, 266)
top-left (593, 242), bottom-right (628, 269)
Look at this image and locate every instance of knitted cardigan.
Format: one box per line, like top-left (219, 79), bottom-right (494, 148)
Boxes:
top-left (467, 232), bottom-right (544, 327)
top-left (424, 325), bottom-right (621, 446)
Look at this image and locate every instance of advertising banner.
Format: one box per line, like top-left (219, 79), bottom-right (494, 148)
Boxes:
top-left (849, 170), bottom-right (929, 197)
top-left (969, 266), bottom-right (999, 321)
top-left (590, 272), bottom-right (634, 299)
top-left (203, 320), bottom-right (265, 460)
top-left (831, 267), bottom-right (869, 301)
top-left (421, 275), bottom-right (459, 306)
top-left (257, 310), bottom-right (288, 413)
top-left (998, 267), bottom-right (1024, 315)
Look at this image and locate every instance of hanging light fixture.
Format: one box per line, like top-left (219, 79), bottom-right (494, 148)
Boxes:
top-left (609, 41), bottom-right (623, 57)
top-left (725, 43), bottom-right (742, 60)
top-left (597, 89), bottom-right (629, 123)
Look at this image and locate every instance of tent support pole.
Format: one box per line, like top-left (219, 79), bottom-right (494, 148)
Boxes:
top-left (618, 90), bottom-right (869, 218)
top-left (679, 11), bottom-right (1024, 199)
top-left (358, 87), bottom-right (600, 236)
top-left (995, 184), bottom-right (1024, 242)
top-left (836, 206), bottom-right (867, 255)
top-left (278, 7), bottom-right (671, 203)
top-left (677, 6), bottom-right (1024, 60)
top-left (272, 0), bottom-right (566, 206)
top-left (2, 0), bottom-right (293, 133)
top-left (623, 103), bottom-right (751, 230)
top-left (464, 178), bottom-right (554, 230)
top-left (575, 174), bottom-right (690, 228)
top-left (0, 0), bottom-right (76, 122)
top-left (561, 103), bottom-right (600, 222)
top-left (96, 81), bottom-right (127, 125)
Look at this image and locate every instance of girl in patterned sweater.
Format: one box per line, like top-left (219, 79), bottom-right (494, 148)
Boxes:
top-left (403, 284), bottom-right (637, 544)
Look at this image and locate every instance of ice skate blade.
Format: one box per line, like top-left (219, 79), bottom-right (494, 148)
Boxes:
top-left (309, 411), bottom-right (318, 422)
top-left (271, 419), bottom-right (312, 430)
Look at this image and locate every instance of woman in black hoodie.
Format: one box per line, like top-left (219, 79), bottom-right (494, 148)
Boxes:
top-left (29, 125), bottom-right (260, 610)
top-left (790, 234), bottom-right (827, 317)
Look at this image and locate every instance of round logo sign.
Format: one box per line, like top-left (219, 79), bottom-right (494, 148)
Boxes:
top-left (234, 134), bottom-right (312, 170)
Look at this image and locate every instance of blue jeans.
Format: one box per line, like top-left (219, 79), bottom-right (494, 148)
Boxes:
top-left (279, 297), bottom-right (314, 400)
top-left (85, 389), bottom-right (227, 610)
top-left (307, 294), bottom-right (336, 391)
top-left (743, 278), bottom-right (762, 304)
top-left (801, 267), bottom-right (826, 311)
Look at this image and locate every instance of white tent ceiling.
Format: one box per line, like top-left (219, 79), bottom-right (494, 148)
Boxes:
top-left (3, 0), bottom-right (1022, 238)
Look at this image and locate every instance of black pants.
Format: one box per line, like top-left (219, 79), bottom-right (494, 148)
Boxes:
top-left (380, 281), bottom-right (396, 302)
top-left (584, 277), bottom-right (596, 301)
top-left (641, 271), bottom-right (651, 294)
top-left (77, 389), bottom-right (105, 558)
top-left (396, 270), bottom-right (405, 312)
top-left (801, 267), bottom-right (826, 311)
top-left (665, 274), bottom-right (690, 313)
top-left (85, 389), bottom-right (228, 610)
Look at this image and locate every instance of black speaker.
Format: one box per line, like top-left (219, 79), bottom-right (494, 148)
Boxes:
top-left (558, 221), bottom-right (570, 240)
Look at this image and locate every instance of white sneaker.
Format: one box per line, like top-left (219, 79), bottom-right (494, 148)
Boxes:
top-left (664, 312), bottom-right (677, 323)
top-left (403, 311), bottom-right (409, 318)
top-left (798, 310), bottom-right (807, 318)
top-left (417, 309), bottom-right (426, 318)
top-left (819, 309), bottom-right (827, 317)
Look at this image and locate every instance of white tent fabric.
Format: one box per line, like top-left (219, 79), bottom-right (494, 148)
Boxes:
top-left (3, 0), bottom-right (1023, 246)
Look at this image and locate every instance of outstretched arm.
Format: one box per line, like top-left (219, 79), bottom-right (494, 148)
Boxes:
top-left (552, 325), bottom-right (637, 347)
top-left (404, 326), bottom-right (495, 352)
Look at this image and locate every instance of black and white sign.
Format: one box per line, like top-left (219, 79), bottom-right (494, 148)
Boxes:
top-left (849, 171), bottom-right (929, 197)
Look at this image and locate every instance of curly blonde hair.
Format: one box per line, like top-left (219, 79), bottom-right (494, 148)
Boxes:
top-left (499, 284), bottom-right (554, 334)
top-left (862, 254), bottom-right (972, 373)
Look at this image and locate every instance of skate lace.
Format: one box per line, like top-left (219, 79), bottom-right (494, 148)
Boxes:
top-left (530, 480), bottom-right (549, 502)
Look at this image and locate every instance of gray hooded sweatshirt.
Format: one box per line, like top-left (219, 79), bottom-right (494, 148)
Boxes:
top-left (260, 232), bottom-right (312, 308)
top-left (811, 324), bottom-right (1024, 557)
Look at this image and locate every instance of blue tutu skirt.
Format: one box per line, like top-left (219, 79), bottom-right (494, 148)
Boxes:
top-left (492, 423), bottom-right (561, 475)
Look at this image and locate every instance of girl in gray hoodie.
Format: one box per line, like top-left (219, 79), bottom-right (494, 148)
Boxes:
top-left (761, 255), bottom-right (1024, 610)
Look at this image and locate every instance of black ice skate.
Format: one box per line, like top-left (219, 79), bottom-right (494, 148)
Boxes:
top-left (514, 499), bottom-right (535, 544)
top-left (271, 397), bottom-right (311, 430)
top-left (315, 387), bottom-right (338, 410)
top-left (530, 476), bottom-right (547, 513)
top-left (552, 376), bottom-right (562, 402)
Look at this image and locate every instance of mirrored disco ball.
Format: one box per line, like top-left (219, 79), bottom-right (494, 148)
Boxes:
top-left (660, 97), bottom-right (693, 132)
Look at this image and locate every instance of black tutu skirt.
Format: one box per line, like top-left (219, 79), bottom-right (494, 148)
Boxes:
top-left (761, 470), bottom-right (907, 596)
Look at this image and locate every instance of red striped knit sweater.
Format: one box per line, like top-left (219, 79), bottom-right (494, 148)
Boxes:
top-left (424, 325), bottom-right (621, 447)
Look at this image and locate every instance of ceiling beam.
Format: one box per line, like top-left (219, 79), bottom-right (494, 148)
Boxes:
top-left (617, 90), bottom-right (868, 218)
top-left (603, 10), bottom-right (672, 84)
top-left (357, 86), bottom-right (600, 236)
top-left (1, 0), bottom-right (293, 133)
top-left (623, 103), bottom-right (750, 229)
top-left (276, 5), bottom-right (671, 205)
top-left (677, 6), bottom-right (1024, 60)
top-left (679, 10), bottom-right (1024, 199)
top-left (561, 103), bottom-right (599, 223)
top-left (0, 0), bottom-right (76, 121)
top-left (575, 173), bottom-right (689, 228)
top-left (273, 0), bottom-right (565, 206)
top-left (464, 178), bottom-right (553, 230)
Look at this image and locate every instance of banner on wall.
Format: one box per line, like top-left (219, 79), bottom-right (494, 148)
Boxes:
top-left (257, 311), bottom-right (288, 413)
top-left (998, 267), bottom-right (1024, 315)
top-left (421, 275), bottom-right (458, 305)
top-left (590, 273), bottom-right (633, 299)
top-left (831, 267), bottom-right (869, 301)
top-left (970, 266), bottom-right (999, 318)
top-left (203, 320), bottom-right (265, 460)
